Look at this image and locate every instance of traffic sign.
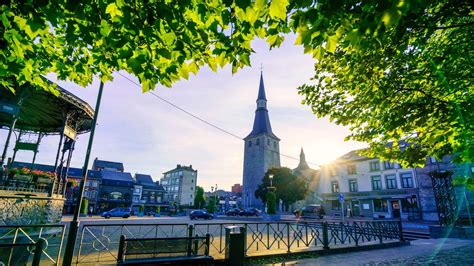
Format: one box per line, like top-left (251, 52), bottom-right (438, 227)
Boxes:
top-left (338, 193), bottom-right (345, 203)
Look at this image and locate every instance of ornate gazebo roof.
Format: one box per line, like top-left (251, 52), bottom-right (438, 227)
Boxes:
top-left (0, 79), bottom-right (94, 134)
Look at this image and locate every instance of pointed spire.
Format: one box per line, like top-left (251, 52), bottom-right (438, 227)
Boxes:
top-left (297, 147), bottom-right (310, 170)
top-left (257, 71), bottom-right (267, 101)
top-left (244, 72), bottom-right (279, 140)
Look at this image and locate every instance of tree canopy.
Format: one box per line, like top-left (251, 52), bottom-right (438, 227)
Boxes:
top-left (2, 0), bottom-right (471, 167)
top-left (295, 0), bottom-right (473, 166)
top-left (1, 0), bottom-right (292, 93)
top-left (194, 186), bottom-right (206, 209)
top-left (255, 167), bottom-right (307, 208)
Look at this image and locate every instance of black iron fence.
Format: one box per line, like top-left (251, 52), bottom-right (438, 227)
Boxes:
top-left (75, 220), bottom-right (402, 264)
top-left (0, 224), bottom-right (66, 266)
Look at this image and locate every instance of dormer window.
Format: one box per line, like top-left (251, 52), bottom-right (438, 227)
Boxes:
top-left (256, 139), bottom-right (260, 145)
top-left (248, 141), bottom-right (252, 147)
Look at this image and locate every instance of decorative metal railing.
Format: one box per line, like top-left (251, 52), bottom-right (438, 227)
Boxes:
top-left (0, 179), bottom-right (62, 195)
top-left (75, 223), bottom-right (189, 264)
top-left (76, 220), bottom-right (402, 263)
top-left (0, 224), bottom-right (66, 266)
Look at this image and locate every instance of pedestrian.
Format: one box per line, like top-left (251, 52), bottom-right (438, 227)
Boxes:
top-left (89, 206), bottom-right (93, 217)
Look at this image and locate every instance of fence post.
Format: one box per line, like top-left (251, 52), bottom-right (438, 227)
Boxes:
top-left (205, 233), bottom-right (210, 256)
top-left (353, 222), bottom-right (358, 246)
top-left (187, 225), bottom-right (194, 256)
top-left (377, 222), bottom-right (383, 244)
top-left (287, 223), bottom-right (291, 253)
top-left (117, 235), bottom-right (125, 263)
top-left (397, 220), bottom-right (404, 242)
top-left (322, 222), bottom-right (329, 250)
top-left (32, 239), bottom-right (45, 266)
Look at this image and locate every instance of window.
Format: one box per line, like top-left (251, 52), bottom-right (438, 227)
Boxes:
top-left (256, 138), bottom-right (260, 145)
top-left (371, 176), bottom-right (382, 190)
top-left (248, 141), bottom-right (252, 147)
top-left (430, 157), bottom-right (437, 163)
top-left (401, 173), bottom-right (414, 188)
top-left (331, 181), bottom-right (339, 193)
top-left (86, 181), bottom-right (91, 187)
top-left (369, 161), bottom-right (380, 171)
top-left (373, 199), bottom-right (388, 212)
top-left (331, 200), bottom-right (341, 210)
top-left (385, 175), bottom-right (397, 189)
top-left (273, 141), bottom-right (276, 148)
top-left (384, 161), bottom-right (395, 169)
top-left (267, 139), bottom-right (270, 145)
top-left (401, 197), bottom-right (418, 212)
top-left (346, 164), bottom-right (356, 175)
top-left (84, 190), bottom-right (90, 197)
top-left (110, 192), bottom-right (123, 200)
top-left (349, 179), bottom-right (358, 192)
top-left (90, 190), bottom-right (97, 199)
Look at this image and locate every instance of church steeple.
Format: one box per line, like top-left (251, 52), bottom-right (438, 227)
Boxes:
top-left (256, 72), bottom-right (267, 108)
top-left (297, 147), bottom-right (310, 170)
top-left (244, 72), bottom-right (279, 140)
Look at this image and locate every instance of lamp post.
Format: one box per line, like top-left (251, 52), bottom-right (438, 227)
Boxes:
top-left (63, 81), bottom-right (105, 266)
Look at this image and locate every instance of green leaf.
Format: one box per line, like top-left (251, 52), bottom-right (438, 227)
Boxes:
top-left (100, 20), bottom-right (112, 37)
top-left (105, 3), bottom-right (122, 18)
top-left (269, 0), bottom-right (289, 20)
top-left (326, 35), bottom-right (338, 54)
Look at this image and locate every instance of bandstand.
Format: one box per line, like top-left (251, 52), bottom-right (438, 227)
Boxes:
top-left (0, 80), bottom-right (93, 225)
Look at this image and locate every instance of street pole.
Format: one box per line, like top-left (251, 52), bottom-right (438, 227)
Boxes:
top-left (62, 81), bottom-right (105, 266)
top-left (341, 201), bottom-right (344, 223)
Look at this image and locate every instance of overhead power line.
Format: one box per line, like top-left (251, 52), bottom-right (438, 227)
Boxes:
top-left (116, 72), bottom-right (320, 167)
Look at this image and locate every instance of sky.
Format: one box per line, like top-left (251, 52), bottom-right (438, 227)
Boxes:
top-left (1, 34), bottom-right (367, 191)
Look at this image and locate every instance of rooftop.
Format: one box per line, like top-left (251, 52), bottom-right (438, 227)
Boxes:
top-left (92, 158), bottom-right (124, 172)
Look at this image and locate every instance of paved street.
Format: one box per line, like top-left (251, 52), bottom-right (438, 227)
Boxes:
top-left (278, 238), bottom-right (474, 266)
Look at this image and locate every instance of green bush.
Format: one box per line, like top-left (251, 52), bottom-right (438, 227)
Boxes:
top-left (207, 198), bottom-right (215, 214)
top-left (267, 191), bottom-right (276, 214)
top-left (80, 198), bottom-right (88, 215)
top-left (156, 205), bottom-right (160, 213)
top-left (138, 205), bottom-right (144, 213)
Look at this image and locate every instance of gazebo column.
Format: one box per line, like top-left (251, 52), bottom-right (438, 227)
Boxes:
top-left (10, 130), bottom-right (21, 164)
top-left (58, 139), bottom-right (76, 196)
top-left (54, 115), bottom-right (68, 174)
top-left (0, 92), bottom-right (26, 168)
top-left (31, 132), bottom-right (43, 166)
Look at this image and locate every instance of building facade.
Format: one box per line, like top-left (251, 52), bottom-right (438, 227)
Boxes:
top-left (319, 150), bottom-right (420, 220)
top-left (242, 73), bottom-right (281, 208)
top-left (134, 173), bottom-right (166, 213)
top-left (161, 164), bottom-right (197, 206)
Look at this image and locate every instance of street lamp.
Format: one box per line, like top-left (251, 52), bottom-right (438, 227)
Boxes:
top-left (269, 174), bottom-right (274, 188)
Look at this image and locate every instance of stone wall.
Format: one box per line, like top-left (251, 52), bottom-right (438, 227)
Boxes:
top-left (0, 191), bottom-right (64, 225)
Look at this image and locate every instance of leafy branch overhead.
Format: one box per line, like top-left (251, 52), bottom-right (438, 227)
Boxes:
top-left (2, 0), bottom-right (472, 167)
top-left (1, 0), bottom-right (290, 93)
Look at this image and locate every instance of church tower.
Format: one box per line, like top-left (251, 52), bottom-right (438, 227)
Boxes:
top-left (242, 73), bottom-right (281, 208)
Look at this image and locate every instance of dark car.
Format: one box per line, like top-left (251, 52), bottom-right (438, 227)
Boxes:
top-left (225, 208), bottom-right (242, 216)
top-left (101, 207), bottom-right (131, 219)
top-left (295, 205), bottom-right (325, 219)
top-left (239, 208), bottom-right (261, 217)
top-left (190, 210), bottom-right (214, 220)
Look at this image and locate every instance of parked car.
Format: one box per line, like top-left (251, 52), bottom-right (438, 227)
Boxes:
top-left (225, 208), bottom-right (242, 216)
top-left (239, 208), bottom-right (261, 217)
top-left (101, 207), bottom-right (131, 219)
top-left (189, 210), bottom-right (214, 220)
top-left (294, 205), bottom-right (325, 219)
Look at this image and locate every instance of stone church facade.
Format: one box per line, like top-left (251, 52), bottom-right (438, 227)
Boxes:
top-left (242, 73), bottom-right (280, 208)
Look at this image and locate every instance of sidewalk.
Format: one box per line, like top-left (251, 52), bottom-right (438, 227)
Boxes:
top-left (276, 238), bottom-right (474, 265)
